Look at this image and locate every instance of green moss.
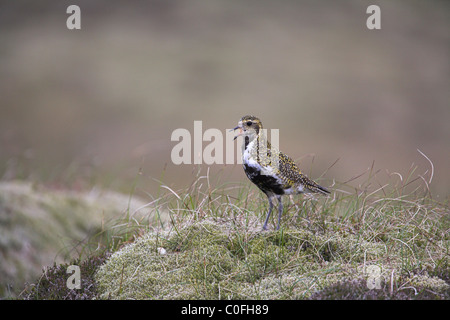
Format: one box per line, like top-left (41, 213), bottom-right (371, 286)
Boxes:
top-left (95, 222), bottom-right (235, 299)
top-left (309, 273), bottom-right (450, 300)
top-left (166, 220), bottom-right (228, 252)
top-left (408, 275), bottom-right (449, 294)
top-left (94, 218), bottom-right (399, 299)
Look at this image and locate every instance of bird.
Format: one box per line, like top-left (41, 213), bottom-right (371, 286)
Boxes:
top-left (232, 115), bottom-right (330, 230)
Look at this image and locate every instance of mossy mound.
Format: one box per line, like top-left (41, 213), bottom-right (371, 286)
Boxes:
top-left (95, 217), bottom-right (448, 299)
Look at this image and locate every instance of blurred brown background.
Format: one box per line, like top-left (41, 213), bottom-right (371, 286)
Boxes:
top-left (1, 0), bottom-right (449, 198)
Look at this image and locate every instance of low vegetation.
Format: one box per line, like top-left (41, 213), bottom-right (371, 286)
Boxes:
top-left (21, 163), bottom-right (449, 299)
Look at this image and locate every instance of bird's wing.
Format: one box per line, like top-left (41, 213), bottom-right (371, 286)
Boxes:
top-left (277, 152), bottom-right (330, 195)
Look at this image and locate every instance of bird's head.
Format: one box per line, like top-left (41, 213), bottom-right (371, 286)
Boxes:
top-left (232, 115), bottom-right (263, 140)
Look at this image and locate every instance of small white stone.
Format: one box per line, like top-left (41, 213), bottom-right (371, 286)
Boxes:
top-left (157, 247), bottom-right (167, 255)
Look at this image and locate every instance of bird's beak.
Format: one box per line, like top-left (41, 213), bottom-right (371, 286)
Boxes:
top-left (231, 125), bottom-right (244, 141)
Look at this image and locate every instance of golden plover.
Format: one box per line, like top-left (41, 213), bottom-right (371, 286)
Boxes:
top-left (233, 115), bottom-right (330, 230)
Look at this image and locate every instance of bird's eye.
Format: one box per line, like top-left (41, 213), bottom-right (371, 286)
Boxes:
top-left (246, 121), bottom-right (252, 126)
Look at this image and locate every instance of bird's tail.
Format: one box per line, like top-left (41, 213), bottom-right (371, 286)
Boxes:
top-left (302, 177), bottom-right (330, 195)
top-left (312, 183), bottom-right (330, 195)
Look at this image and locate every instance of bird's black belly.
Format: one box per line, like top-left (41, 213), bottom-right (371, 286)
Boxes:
top-left (244, 164), bottom-right (285, 195)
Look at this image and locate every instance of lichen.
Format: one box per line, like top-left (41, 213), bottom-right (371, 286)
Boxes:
top-left (408, 274), bottom-right (449, 294)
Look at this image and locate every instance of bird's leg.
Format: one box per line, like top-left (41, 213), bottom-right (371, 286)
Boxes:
top-left (276, 195), bottom-right (283, 230)
top-left (262, 194), bottom-right (274, 231)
